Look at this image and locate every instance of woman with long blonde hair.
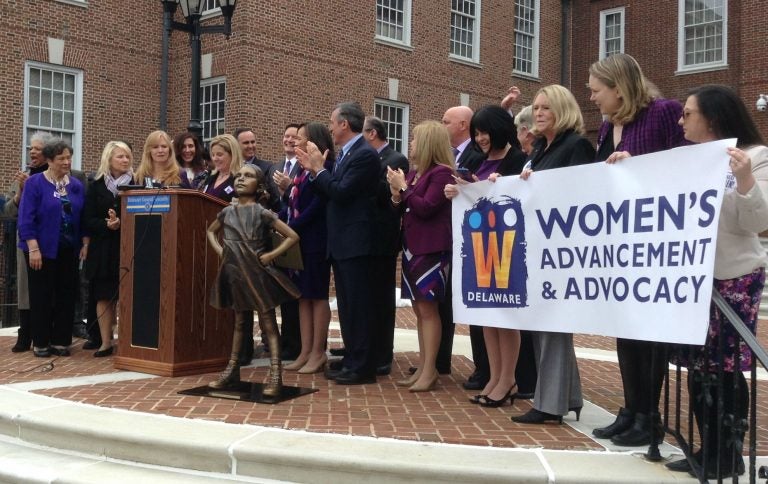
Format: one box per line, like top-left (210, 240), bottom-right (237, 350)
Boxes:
top-left (387, 120), bottom-right (455, 392)
top-left (134, 130), bottom-right (181, 187)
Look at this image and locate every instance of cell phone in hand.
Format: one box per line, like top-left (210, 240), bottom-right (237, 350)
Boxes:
top-left (456, 167), bottom-right (474, 182)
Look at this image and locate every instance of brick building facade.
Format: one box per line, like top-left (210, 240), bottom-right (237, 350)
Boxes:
top-left (1, 0), bottom-right (765, 195)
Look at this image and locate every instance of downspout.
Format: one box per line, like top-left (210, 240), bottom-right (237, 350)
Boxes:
top-left (560, 0), bottom-right (571, 87)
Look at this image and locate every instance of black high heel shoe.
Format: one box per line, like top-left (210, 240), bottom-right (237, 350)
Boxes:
top-left (479, 384), bottom-right (517, 408)
top-left (569, 406), bottom-right (582, 421)
top-left (511, 408), bottom-right (563, 424)
top-left (468, 394), bottom-right (486, 404)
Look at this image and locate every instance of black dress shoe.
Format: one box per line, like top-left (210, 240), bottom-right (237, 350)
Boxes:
top-left (49, 347), bottom-right (71, 357)
top-left (94, 347), bottom-right (114, 357)
top-left (325, 366), bottom-right (348, 380)
top-left (593, 407), bottom-right (634, 439)
top-left (610, 413), bottom-right (661, 447)
top-left (335, 371), bottom-right (376, 385)
top-left (511, 391), bottom-right (534, 400)
top-left (375, 364), bottom-right (391, 376)
top-left (511, 408), bottom-right (563, 424)
top-left (329, 348), bottom-right (346, 357)
top-left (462, 371), bottom-right (489, 390)
top-left (666, 457), bottom-right (693, 472)
top-left (82, 340), bottom-right (100, 350)
top-left (328, 359), bottom-right (344, 371)
top-left (11, 342), bottom-right (31, 353)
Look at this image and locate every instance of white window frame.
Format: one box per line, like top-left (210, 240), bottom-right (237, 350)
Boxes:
top-left (373, 99), bottom-right (409, 156)
top-left (599, 7), bottom-right (625, 59)
top-left (512, 0), bottom-right (540, 78)
top-left (52, 0), bottom-right (88, 7)
top-left (677, 0), bottom-right (728, 73)
top-left (200, 77), bottom-right (226, 143)
top-left (202, 0), bottom-right (221, 19)
top-left (375, 0), bottom-right (412, 47)
top-left (22, 61), bottom-right (83, 170)
top-left (449, 0), bottom-right (482, 64)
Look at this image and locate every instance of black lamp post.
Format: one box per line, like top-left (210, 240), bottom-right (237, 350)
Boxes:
top-left (160, 0), bottom-right (237, 141)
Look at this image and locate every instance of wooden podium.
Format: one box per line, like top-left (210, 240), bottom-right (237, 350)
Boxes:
top-left (114, 189), bottom-right (234, 377)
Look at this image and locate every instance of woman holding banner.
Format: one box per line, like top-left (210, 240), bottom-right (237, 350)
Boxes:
top-left (664, 85), bottom-right (768, 479)
top-left (508, 84), bottom-right (595, 424)
top-left (589, 54), bottom-right (686, 446)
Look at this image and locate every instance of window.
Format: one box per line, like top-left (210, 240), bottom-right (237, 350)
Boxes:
top-left (599, 7), bottom-right (625, 59)
top-left (200, 78), bottom-right (226, 142)
top-left (678, 0), bottom-right (727, 72)
top-left (374, 100), bottom-right (409, 155)
top-left (202, 0), bottom-right (220, 15)
top-left (23, 62), bottom-right (83, 169)
top-left (376, 0), bottom-right (411, 46)
top-left (513, 0), bottom-right (539, 77)
top-left (450, 0), bottom-right (481, 63)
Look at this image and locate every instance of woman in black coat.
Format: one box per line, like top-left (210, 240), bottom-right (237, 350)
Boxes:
top-left (82, 141), bottom-right (134, 356)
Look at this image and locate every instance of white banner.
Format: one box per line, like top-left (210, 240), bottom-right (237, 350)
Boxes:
top-left (451, 140), bottom-right (736, 345)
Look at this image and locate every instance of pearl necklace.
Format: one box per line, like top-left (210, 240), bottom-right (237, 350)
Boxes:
top-left (44, 170), bottom-right (68, 196)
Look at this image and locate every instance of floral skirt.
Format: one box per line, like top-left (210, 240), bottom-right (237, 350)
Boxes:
top-left (671, 267), bottom-right (764, 373)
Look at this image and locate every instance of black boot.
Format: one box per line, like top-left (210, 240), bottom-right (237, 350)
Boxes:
top-left (611, 412), bottom-right (660, 446)
top-left (593, 407), bottom-right (634, 439)
top-left (11, 310), bottom-right (32, 352)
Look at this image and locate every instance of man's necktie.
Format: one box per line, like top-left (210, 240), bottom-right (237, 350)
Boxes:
top-left (333, 150), bottom-right (344, 173)
top-left (284, 160), bottom-right (292, 175)
top-left (453, 147), bottom-right (460, 161)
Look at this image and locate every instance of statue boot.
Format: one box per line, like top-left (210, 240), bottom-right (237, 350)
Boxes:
top-left (259, 309), bottom-right (282, 398)
top-left (209, 311), bottom-right (247, 389)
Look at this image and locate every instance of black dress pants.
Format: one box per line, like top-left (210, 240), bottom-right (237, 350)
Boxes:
top-left (436, 274), bottom-right (454, 373)
top-left (469, 325), bottom-right (490, 378)
top-left (515, 330), bottom-right (537, 394)
top-left (371, 254), bottom-right (397, 368)
top-left (26, 247), bottom-right (78, 348)
top-left (279, 299), bottom-right (301, 359)
top-left (331, 256), bottom-right (375, 376)
top-left (617, 338), bottom-right (666, 414)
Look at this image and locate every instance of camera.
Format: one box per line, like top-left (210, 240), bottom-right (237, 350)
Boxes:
top-left (757, 94), bottom-right (768, 112)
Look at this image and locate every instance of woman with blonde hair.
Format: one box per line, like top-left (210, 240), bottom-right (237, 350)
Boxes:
top-left (134, 130), bottom-right (181, 187)
top-left (200, 134), bottom-right (243, 203)
top-left (83, 141), bottom-right (134, 356)
top-left (387, 120), bottom-right (455, 392)
top-left (588, 53), bottom-right (686, 446)
top-left (509, 84), bottom-right (594, 424)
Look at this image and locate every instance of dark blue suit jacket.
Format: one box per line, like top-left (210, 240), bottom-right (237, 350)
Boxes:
top-left (312, 136), bottom-right (380, 260)
top-left (282, 170), bottom-right (327, 256)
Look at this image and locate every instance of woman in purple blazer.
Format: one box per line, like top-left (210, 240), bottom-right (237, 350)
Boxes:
top-left (18, 139), bottom-right (88, 357)
top-left (387, 120), bottom-right (455, 392)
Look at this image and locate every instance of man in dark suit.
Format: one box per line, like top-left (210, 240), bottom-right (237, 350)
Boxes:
top-left (233, 127), bottom-right (287, 364)
top-left (363, 116), bottom-right (409, 376)
top-left (296, 102), bottom-right (380, 385)
top-left (269, 123), bottom-right (303, 361)
top-left (440, 105), bottom-right (488, 388)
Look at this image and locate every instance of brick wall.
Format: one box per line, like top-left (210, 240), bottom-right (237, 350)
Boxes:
top-left (571, 0), bottom-right (768, 140)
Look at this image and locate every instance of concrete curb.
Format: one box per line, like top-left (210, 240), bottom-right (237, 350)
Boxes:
top-left (0, 387), bottom-right (706, 483)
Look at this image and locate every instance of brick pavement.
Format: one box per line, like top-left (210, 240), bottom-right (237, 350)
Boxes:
top-left (1, 308), bottom-right (766, 455)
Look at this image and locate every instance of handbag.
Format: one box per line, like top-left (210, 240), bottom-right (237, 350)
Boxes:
top-left (270, 230), bottom-right (303, 270)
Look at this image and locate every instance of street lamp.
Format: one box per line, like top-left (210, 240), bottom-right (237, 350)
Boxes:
top-left (160, 0), bottom-right (237, 140)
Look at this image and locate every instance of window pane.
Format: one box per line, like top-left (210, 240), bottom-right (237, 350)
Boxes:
top-left (450, 0), bottom-right (477, 60)
top-left (514, 0), bottom-right (537, 74)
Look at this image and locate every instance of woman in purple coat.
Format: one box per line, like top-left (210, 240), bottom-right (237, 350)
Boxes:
top-left (18, 139), bottom-right (88, 357)
top-left (588, 53), bottom-right (687, 446)
top-left (387, 120), bottom-right (455, 392)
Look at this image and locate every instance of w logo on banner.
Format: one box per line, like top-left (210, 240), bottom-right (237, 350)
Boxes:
top-left (461, 197), bottom-right (528, 308)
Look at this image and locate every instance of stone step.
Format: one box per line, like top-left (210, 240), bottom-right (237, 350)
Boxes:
top-left (0, 387), bottom-right (709, 484)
